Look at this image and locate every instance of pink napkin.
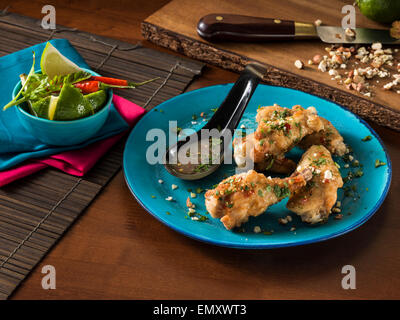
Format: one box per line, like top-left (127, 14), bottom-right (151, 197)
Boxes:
top-left (0, 95), bottom-right (145, 187)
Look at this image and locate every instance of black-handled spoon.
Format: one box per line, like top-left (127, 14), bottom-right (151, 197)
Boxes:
top-left (163, 62), bottom-right (266, 180)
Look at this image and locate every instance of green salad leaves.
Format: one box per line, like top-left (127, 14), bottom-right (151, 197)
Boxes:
top-left (3, 52), bottom-right (91, 111)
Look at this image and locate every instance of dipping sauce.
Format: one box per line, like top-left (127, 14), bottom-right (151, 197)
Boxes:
top-left (168, 137), bottom-right (222, 175)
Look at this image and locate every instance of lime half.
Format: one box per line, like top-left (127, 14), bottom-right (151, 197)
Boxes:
top-left (40, 42), bottom-right (82, 79)
top-left (357, 0), bottom-right (400, 24)
top-left (31, 95), bottom-right (59, 120)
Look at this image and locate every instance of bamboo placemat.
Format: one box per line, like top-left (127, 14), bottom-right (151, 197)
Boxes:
top-left (0, 11), bottom-right (204, 299)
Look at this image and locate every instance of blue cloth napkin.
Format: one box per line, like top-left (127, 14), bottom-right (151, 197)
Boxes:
top-left (0, 39), bottom-right (129, 171)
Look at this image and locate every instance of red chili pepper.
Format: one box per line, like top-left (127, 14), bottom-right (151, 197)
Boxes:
top-left (284, 123), bottom-right (291, 131)
top-left (89, 76), bottom-right (129, 86)
top-left (74, 81), bottom-right (101, 94)
top-left (74, 77), bottom-right (159, 94)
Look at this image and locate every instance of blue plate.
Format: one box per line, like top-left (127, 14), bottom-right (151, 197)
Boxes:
top-left (123, 84), bottom-right (392, 249)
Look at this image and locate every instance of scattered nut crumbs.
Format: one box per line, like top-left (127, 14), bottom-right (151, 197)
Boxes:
top-left (334, 214), bottom-right (343, 220)
top-left (390, 21), bottom-right (400, 39)
top-left (278, 217), bottom-right (288, 225)
top-left (190, 192), bottom-right (197, 198)
top-left (165, 196), bottom-right (173, 201)
top-left (254, 226), bottom-right (261, 233)
top-left (307, 42), bottom-right (400, 96)
top-left (186, 197), bottom-right (195, 208)
top-left (314, 19), bottom-right (322, 26)
top-left (290, 226), bottom-right (296, 232)
top-left (344, 28), bottom-right (355, 38)
top-left (158, 179), bottom-right (163, 184)
top-left (171, 184), bottom-right (178, 190)
top-left (294, 59), bottom-right (304, 69)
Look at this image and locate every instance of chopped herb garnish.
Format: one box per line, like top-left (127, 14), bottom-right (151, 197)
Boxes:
top-left (273, 185), bottom-right (290, 198)
top-left (313, 158), bottom-right (327, 166)
top-left (194, 164), bottom-right (210, 172)
top-left (375, 159), bottom-right (386, 168)
top-left (354, 169), bottom-right (364, 177)
top-left (352, 160), bottom-right (360, 167)
top-left (362, 135), bottom-right (372, 141)
top-left (265, 158), bottom-right (274, 170)
top-left (258, 189), bottom-right (263, 197)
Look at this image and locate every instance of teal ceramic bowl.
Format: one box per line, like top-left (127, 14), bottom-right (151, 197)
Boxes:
top-left (12, 68), bottom-right (112, 146)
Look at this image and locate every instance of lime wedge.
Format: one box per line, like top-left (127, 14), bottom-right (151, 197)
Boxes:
top-left (53, 84), bottom-right (94, 121)
top-left (31, 95), bottom-right (59, 120)
top-left (48, 95), bottom-right (59, 120)
top-left (40, 42), bottom-right (82, 79)
top-left (84, 90), bottom-right (107, 113)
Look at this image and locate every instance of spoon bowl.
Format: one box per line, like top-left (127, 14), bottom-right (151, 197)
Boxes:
top-left (164, 62), bottom-right (266, 180)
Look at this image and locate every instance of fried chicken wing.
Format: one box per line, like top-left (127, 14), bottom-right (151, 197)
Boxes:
top-left (205, 169), bottom-right (312, 230)
top-left (253, 105), bottom-right (324, 162)
top-left (286, 145), bottom-right (343, 224)
top-left (233, 105), bottom-right (347, 172)
top-left (233, 132), bottom-right (296, 173)
top-left (233, 105), bottom-right (324, 171)
top-left (298, 118), bottom-right (348, 156)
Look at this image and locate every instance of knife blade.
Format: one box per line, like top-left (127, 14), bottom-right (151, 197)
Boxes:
top-left (197, 14), bottom-right (400, 44)
top-left (316, 26), bottom-right (400, 44)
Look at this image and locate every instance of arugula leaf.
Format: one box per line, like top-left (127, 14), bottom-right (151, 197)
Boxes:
top-left (50, 71), bottom-right (91, 86)
top-left (3, 52), bottom-right (36, 111)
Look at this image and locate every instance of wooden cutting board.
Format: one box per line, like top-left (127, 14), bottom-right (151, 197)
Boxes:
top-left (142, 0), bottom-right (400, 131)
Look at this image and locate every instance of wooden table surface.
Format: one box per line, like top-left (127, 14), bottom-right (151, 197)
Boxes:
top-left (1, 0), bottom-right (399, 300)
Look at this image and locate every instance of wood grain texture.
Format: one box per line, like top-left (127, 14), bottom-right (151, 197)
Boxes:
top-left (0, 0), bottom-right (399, 300)
top-left (142, 0), bottom-right (400, 130)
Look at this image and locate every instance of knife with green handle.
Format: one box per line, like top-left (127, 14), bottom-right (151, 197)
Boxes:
top-left (197, 13), bottom-right (400, 44)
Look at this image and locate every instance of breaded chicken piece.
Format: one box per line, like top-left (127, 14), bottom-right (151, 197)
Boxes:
top-left (205, 169), bottom-right (312, 230)
top-left (287, 145), bottom-right (343, 224)
top-left (298, 118), bottom-right (348, 156)
top-left (233, 106), bottom-right (347, 172)
top-left (253, 105), bottom-right (324, 163)
top-left (232, 105), bottom-right (324, 171)
top-left (233, 132), bottom-right (296, 174)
